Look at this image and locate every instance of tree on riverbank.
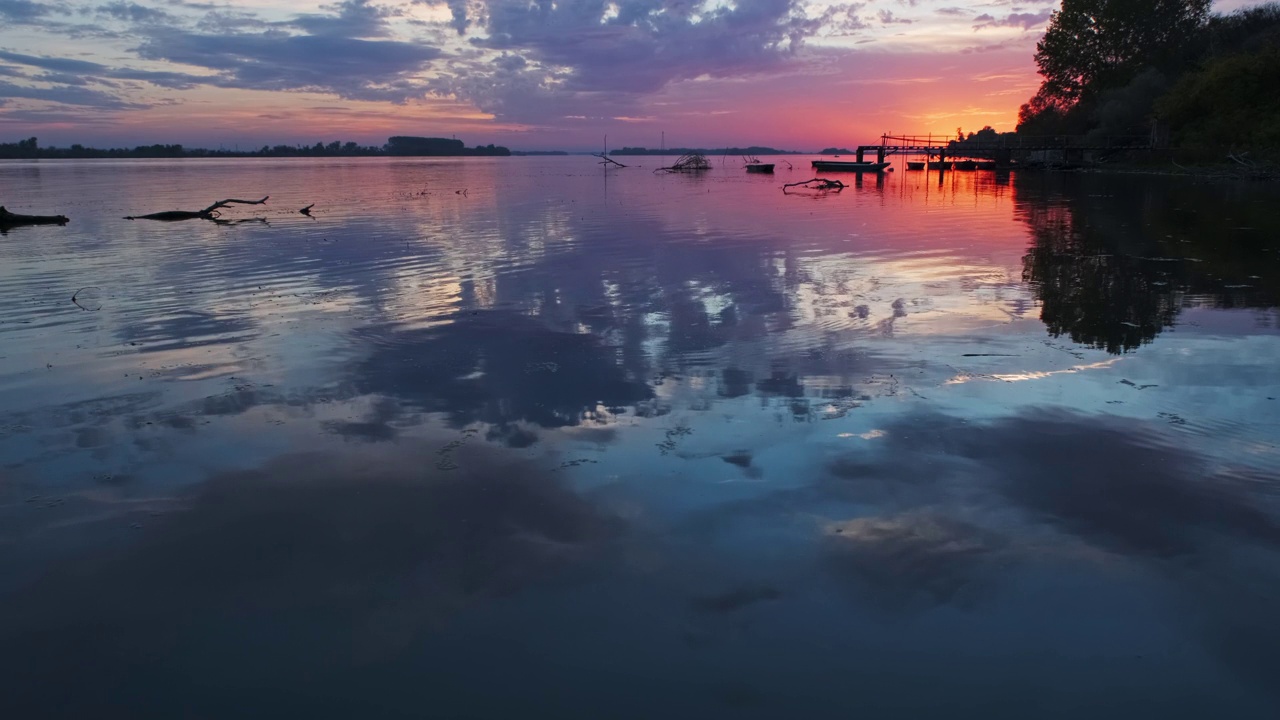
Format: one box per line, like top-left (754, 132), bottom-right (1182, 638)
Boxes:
top-left (1020, 0), bottom-right (1209, 135)
top-left (1018, 0), bottom-right (1280, 157)
top-left (1156, 5), bottom-right (1280, 149)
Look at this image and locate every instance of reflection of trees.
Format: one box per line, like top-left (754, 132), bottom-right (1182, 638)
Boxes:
top-left (1021, 206), bottom-right (1180, 353)
top-left (1017, 174), bottom-right (1280, 354)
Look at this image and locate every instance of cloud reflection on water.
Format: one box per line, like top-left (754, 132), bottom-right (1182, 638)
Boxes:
top-left (0, 446), bottom-right (623, 717)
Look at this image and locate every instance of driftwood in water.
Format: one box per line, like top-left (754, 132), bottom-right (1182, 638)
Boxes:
top-left (655, 153), bottom-right (710, 173)
top-left (0, 206), bottom-right (69, 229)
top-left (592, 153), bottom-right (627, 168)
top-left (782, 178), bottom-right (845, 193)
top-left (125, 196), bottom-right (269, 222)
top-left (299, 203), bottom-right (315, 216)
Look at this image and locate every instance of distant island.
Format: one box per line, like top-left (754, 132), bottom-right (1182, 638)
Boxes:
top-left (0, 136), bottom-right (510, 160)
top-left (610, 146), bottom-right (805, 156)
top-left (0, 138), bottom-right (850, 160)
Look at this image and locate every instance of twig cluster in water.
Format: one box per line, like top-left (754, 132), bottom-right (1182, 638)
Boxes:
top-left (655, 153), bottom-right (711, 173)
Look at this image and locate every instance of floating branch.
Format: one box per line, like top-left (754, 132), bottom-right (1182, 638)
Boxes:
top-left (782, 178), bottom-right (845, 193)
top-left (0, 206), bottom-right (69, 229)
top-left (592, 153), bottom-right (627, 168)
top-left (299, 203), bottom-right (314, 215)
top-left (125, 196), bottom-right (269, 222)
top-left (655, 153), bottom-right (711, 173)
top-left (71, 286), bottom-right (102, 312)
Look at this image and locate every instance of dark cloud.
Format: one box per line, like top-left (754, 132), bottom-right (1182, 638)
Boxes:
top-left (0, 79), bottom-right (146, 109)
top-left (0, 49), bottom-right (204, 89)
top-left (481, 0), bottom-right (815, 92)
top-left (163, 0), bottom-right (219, 9)
top-left (877, 9), bottom-right (912, 24)
top-left (0, 0), bottom-right (60, 22)
top-left (972, 10), bottom-right (1051, 30)
top-left (433, 0), bottom-right (828, 121)
top-left (137, 27), bottom-right (441, 101)
top-left (439, 0), bottom-right (471, 34)
top-left (96, 0), bottom-right (175, 23)
top-left (813, 2), bottom-right (868, 36)
top-left (935, 6), bottom-right (968, 16)
top-left (0, 49), bottom-right (104, 74)
top-left (289, 0), bottom-right (390, 38)
top-left (0, 106), bottom-right (120, 124)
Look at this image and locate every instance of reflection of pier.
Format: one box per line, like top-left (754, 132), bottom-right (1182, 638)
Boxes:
top-left (851, 133), bottom-right (1154, 168)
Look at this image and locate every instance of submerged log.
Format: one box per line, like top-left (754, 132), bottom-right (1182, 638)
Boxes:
top-left (125, 196), bottom-right (269, 222)
top-left (782, 178), bottom-right (845, 193)
top-left (0, 206), bottom-right (69, 229)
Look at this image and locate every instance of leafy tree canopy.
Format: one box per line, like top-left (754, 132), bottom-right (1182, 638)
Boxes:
top-left (1034, 0), bottom-right (1210, 105)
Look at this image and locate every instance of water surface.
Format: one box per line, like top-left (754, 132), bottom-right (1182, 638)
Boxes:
top-left (2, 157), bottom-right (1279, 718)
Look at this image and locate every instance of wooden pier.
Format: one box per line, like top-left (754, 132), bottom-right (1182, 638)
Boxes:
top-left (848, 133), bottom-right (1156, 168)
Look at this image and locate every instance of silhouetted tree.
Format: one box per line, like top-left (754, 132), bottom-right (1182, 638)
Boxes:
top-left (1035, 0), bottom-right (1209, 106)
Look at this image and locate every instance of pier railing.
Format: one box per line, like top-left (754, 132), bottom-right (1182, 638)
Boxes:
top-left (848, 133), bottom-right (1156, 164)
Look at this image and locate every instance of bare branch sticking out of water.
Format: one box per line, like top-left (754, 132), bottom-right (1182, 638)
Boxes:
top-left (782, 178), bottom-right (845, 193)
top-left (299, 204), bottom-right (314, 216)
top-left (655, 153), bottom-right (710, 173)
top-left (125, 196), bottom-right (269, 222)
top-left (592, 153), bottom-right (627, 168)
top-left (71, 286), bottom-right (102, 311)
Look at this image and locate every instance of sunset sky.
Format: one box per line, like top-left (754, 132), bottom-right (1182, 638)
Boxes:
top-left (0, 0), bottom-right (1253, 150)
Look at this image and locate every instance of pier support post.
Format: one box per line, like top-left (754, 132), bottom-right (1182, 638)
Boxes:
top-left (856, 148), bottom-right (865, 163)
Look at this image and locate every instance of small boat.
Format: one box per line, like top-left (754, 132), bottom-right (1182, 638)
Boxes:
top-left (906, 161), bottom-right (925, 170)
top-left (744, 156), bottom-right (775, 173)
top-left (810, 160), bottom-right (890, 173)
top-left (954, 160), bottom-right (977, 171)
top-left (927, 161), bottom-right (951, 170)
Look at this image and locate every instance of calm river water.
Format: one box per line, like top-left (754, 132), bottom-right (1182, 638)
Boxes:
top-left (2, 157), bottom-right (1279, 717)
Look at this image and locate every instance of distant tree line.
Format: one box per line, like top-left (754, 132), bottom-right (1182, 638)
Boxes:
top-left (0, 136), bottom-right (510, 159)
top-left (1017, 0), bottom-right (1280, 154)
top-left (610, 146), bottom-right (804, 155)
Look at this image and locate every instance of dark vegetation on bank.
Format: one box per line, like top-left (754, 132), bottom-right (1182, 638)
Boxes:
top-left (0, 136), bottom-right (510, 160)
top-left (1013, 0), bottom-right (1280, 168)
